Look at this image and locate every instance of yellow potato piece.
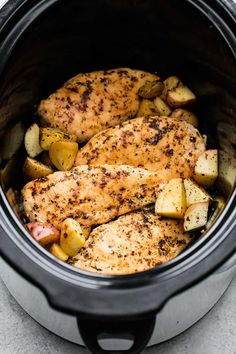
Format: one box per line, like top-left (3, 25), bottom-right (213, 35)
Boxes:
top-left (184, 179), bottom-right (212, 207)
top-left (155, 178), bottom-right (186, 219)
top-left (153, 97), bottom-right (172, 116)
top-left (50, 243), bottom-right (69, 262)
top-left (23, 157), bottom-right (53, 181)
top-left (40, 127), bottom-right (77, 151)
top-left (137, 99), bottom-right (157, 117)
top-left (194, 150), bottom-right (218, 187)
top-left (184, 202), bottom-right (209, 232)
top-left (167, 86), bottom-right (196, 108)
top-left (49, 141), bottom-right (78, 171)
top-left (24, 123), bottom-right (43, 158)
top-left (138, 80), bottom-right (164, 99)
top-left (171, 109), bottom-right (198, 127)
top-left (60, 218), bottom-right (86, 257)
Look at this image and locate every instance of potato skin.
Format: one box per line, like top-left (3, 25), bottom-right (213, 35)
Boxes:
top-left (40, 127), bottom-right (77, 151)
top-left (60, 218), bottom-right (86, 257)
top-left (171, 109), bottom-right (198, 127)
top-left (166, 86), bottom-right (197, 108)
top-left (153, 97), bottom-right (172, 116)
top-left (25, 222), bottom-right (60, 245)
top-left (184, 202), bottom-right (209, 232)
top-left (138, 80), bottom-right (164, 99)
top-left (23, 157), bottom-right (53, 181)
top-left (49, 141), bottom-right (78, 171)
top-left (50, 243), bottom-right (69, 261)
top-left (193, 150), bottom-right (218, 187)
top-left (137, 99), bottom-right (157, 117)
top-left (161, 76), bottom-right (182, 100)
top-left (24, 123), bottom-right (43, 158)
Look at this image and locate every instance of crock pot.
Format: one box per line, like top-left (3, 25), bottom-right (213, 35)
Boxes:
top-left (0, 0), bottom-right (236, 353)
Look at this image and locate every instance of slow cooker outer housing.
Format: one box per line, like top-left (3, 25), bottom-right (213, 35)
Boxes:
top-left (0, 0), bottom-right (236, 352)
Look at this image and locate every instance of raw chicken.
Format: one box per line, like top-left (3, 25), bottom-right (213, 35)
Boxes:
top-left (75, 116), bottom-right (206, 180)
top-left (22, 165), bottom-right (163, 229)
top-left (38, 68), bottom-right (159, 142)
top-left (72, 207), bottom-right (191, 275)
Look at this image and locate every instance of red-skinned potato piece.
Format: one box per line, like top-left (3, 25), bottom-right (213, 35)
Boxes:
top-left (166, 86), bottom-right (197, 108)
top-left (25, 222), bottom-right (60, 246)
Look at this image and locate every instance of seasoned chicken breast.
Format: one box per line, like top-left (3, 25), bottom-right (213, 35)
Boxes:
top-left (72, 208), bottom-right (191, 275)
top-left (75, 116), bottom-right (206, 180)
top-left (38, 68), bottom-right (159, 142)
top-left (22, 165), bottom-right (163, 229)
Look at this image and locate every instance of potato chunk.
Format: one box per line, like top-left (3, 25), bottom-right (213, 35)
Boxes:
top-left (60, 218), bottom-right (86, 257)
top-left (194, 150), bottom-right (218, 187)
top-left (24, 123), bottom-right (43, 158)
top-left (23, 157), bottom-right (53, 181)
top-left (153, 97), bottom-right (172, 116)
top-left (138, 80), bottom-right (164, 99)
top-left (161, 76), bottom-right (182, 100)
top-left (155, 178), bottom-right (186, 219)
top-left (40, 127), bottom-right (77, 151)
top-left (50, 243), bottom-right (69, 262)
top-left (184, 179), bottom-right (212, 207)
top-left (2, 122), bottom-right (25, 160)
top-left (25, 222), bottom-right (60, 246)
top-left (49, 141), bottom-right (78, 171)
top-left (137, 99), bottom-right (157, 117)
top-left (167, 86), bottom-right (197, 108)
top-left (218, 151), bottom-right (236, 196)
top-left (184, 202), bottom-right (209, 232)
top-left (171, 109), bottom-right (198, 127)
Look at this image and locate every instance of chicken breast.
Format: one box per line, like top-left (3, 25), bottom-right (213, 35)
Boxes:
top-left (75, 116), bottom-right (206, 180)
top-left (38, 68), bottom-right (159, 142)
top-left (72, 208), bottom-right (191, 275)
top-left (22, 165), bottom-right (163, 229)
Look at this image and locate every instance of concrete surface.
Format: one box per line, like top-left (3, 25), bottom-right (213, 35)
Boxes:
top-left (0, 277), bottom-right (235, 354)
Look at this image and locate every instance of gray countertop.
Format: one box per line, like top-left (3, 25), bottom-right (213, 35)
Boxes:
top-left (0, 276), bottom-right (235, 354)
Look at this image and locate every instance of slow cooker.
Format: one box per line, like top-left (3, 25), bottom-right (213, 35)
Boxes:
top-left (0, 0), bottom-right (236, 353)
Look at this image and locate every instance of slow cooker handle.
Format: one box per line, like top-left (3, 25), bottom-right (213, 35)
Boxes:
top-left (78, 316), bottom-right (156, 354)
